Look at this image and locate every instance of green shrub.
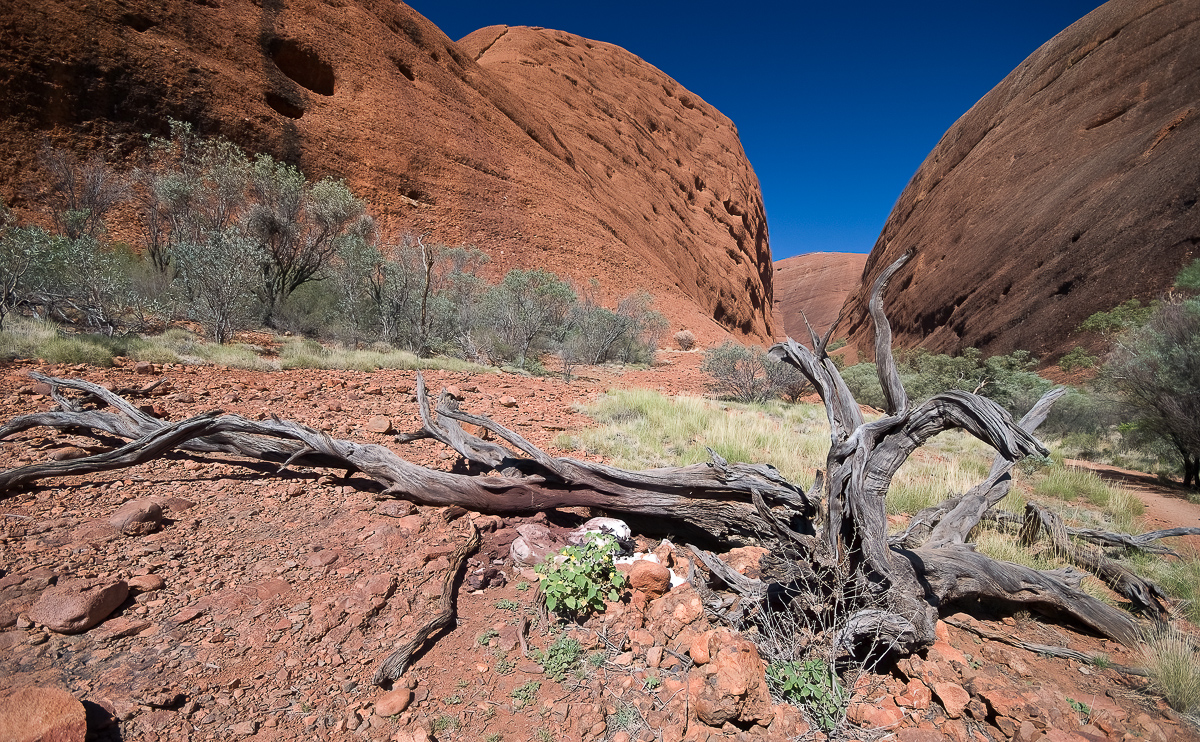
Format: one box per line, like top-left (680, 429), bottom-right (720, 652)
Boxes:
top-left (701, 341), bottom-right (808, 403)
top-left (767, 659), bottom-right (843, 731)
top-left (1058, 347), bottom-right (1097, 372)
top-left (536, 534), bottom-right (626, 618)
top-left (1079, 299), bottom-right (1158, 334)
top-left (537, 635), bottom-right (582, 682)
top-left (1177, 257), bottom-right (1200, 292)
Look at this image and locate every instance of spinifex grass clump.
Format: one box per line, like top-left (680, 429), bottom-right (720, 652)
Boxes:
top-left (536, 534), bottom-right (626, 619)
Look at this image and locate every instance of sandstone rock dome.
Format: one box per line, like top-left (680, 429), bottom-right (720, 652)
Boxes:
top-left (0, 1), bottom-right (774, 343)
top-left (772, 252), bottom-right (867, 339)
top-left (838, 0), bottom-right (1200, 362)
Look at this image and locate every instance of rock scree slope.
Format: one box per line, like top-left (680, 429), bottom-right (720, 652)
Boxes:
top-left (838, 0), bottom-right (1200, 362)
top-left (0, 0), bottom-right (774, 343)
top-left (773, 252), bottom-right (868, 339)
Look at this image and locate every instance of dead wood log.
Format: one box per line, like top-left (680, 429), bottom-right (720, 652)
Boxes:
top-left (769, 250), bottom-right (1147, 654)
top-left (0, 374), bottom-right (812, 546)
top-left (1020, 502), bottom-right (1171, 619)
top-left (372, 523), bottom-right (480, 685)
top-left (942, 618), bottom-right (1148, 677)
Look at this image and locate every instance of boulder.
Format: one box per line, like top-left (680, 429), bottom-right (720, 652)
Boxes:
top-left (0, 686), bottom-right (86, 742)
top-left (688, 632), bottom-right (772, 726)
top-left (627, 560), bottom-right (671, 598)
top-left (108, 498), bottom-right (163, 536)
top-left (27, 577), bottom-right (128, 634)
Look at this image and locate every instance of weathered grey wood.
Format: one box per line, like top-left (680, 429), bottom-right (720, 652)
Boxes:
top-left (903, 545), bottom-right (1142, 645)
top-left (1021, 502), bottom-right (1171, 619)
top-left (372, 523), bottom-right (479, 684)
top-left (869, 250), bottom-right (912, 416)
top-left (943, 618), bottom-right (1148, 677)
top-left (921, 386), bottom-right (1068, 549)
top-left (0, 374), bottom-right (812, 545)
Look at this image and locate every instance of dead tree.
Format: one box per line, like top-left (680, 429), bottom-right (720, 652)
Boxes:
top-left (0, 249), bottom-right (1187, 663)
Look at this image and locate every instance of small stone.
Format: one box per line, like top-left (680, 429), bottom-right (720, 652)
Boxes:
top-left (374, 688), bottom-right (412, 717)
top-left (932, 681), bottom-right (971, 719)
top-left (627, 560), bottom-right (671, 598)
top-left (229, 719), bottom-right (259, 736)
top-left (133, 361), bottom-right (154, 375)
top-left (646, 646), bottom-right (664, 668)
top-left (498, 395), bottom-right (518, 408)
top-left (127, 574), bottom-right (166, 594)
top-left (377, 501), bottom-right (417, 518)
top-left (108, 498), bottom-right (164, 536)
top-left (366, 416), bottom-right (393, 434)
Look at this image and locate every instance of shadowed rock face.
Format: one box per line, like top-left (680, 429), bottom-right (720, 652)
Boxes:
top-left (773, 253), bottom-right (868, 339)
top-left (0, 2), bottom-right (774, 343)
top-left (840, 0), bottom-right (1200, 363)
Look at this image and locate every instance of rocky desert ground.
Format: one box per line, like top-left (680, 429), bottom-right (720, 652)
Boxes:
top-left (2, 351), bottom-right (1199, 742)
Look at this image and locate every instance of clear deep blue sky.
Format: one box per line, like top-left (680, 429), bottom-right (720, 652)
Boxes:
top-left (409, 1), bottom-right (1106, 260)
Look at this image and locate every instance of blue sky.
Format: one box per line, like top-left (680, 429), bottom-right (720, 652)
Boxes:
top-left (409, 2), bottom-right (1106, 260)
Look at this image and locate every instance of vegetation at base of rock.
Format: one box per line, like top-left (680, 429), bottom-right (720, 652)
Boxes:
top-left (1, 133), bottom-right (664, 374)
top-left (766, 659), bottom-right (843, 731)
top-left (841, 347), bottom-right (1051, 416)
top-left (1058, 346), bottom-right (1097, 372)
top-left (535, 534), bottom-right (625, 618)
top-left (700, 340), bottom-right (808, 403)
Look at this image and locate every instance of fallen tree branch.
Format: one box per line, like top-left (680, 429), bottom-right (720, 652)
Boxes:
top-left (373, 523), bottom-right (480, 685)
top-left (943, 617), bottom-right (1148, 677)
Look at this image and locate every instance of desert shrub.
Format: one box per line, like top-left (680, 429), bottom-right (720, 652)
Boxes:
top-left (767, 659), bottom-right (843, 731)
top-left (840, 348), bottom-right (1051, 416)
top-left (1099, 296), bottom-right (1200, 486)
top-left (701, 341), bottom-right (807, 403)
top-left (673, 329), bottom-right (696, 350)
top-left (1176, 257), bottom-right (1200, 292)
top-left (1058, 346), bottom-right (1097, 372)
top-left (1079, 299), bottom-right (1158, 334)
top-left (558, 289), bottom-right (667, 369)
top-left (476, 268), bottom-right (576, 370)
top-left (172, 229), bottom-right (264, 343)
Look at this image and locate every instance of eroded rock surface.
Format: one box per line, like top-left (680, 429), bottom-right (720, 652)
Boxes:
top-left (840, 0), bottom-right (1200, 362)
top-left (773, 252), bottom-right (867, 339)
top-left (0, 1), bottom-right (774, 344)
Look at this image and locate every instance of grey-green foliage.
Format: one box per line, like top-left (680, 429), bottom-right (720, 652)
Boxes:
top-left (40, 146), bottom-right (129, 241)
top-left (560, 288), bottom-right (667, 368)
top-left (1175, 257), bottom-right (1200, 293)
top-left (172, 229), bottom-right (266, 344)
top-left (243, 154), bottom-right (373, 325)
top-left (701, 341), bottom-right (809, 403)
top-left (1101, 297), bottom-right (1200, 487)
top-left (332, 234), bottom-right (488, 354)
top-left (137, 120), bottom-right (252, 273)
top-left (0, 207), bottom-right (53, 331)
top-left (477, 268), bottom-right (576, 369)
top-left (1079, 299), bottom-right (1159, 335)
top-left (841, 348), bottom-right (1051, 416)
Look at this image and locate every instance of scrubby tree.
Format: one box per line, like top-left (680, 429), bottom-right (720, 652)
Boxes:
top-left (479, 268), bottom-right (576, 369)
top-left (40, 146), bottom-right (128, 241)
top-left (702, 341), bottom-right (807, 403)
top-left (244, 156), bottom-right (373, 326)
top-left (172, 229), bottom-right (266, 344)
top-left (1102, 297), bottom-right (1200, 487)
top-left (0, 206), bottom-right (53, 332)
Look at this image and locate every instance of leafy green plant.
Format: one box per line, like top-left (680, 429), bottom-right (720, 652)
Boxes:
top-left (510, 680), bottom-right (541, 706)
top-left (1058, 346), bottom-right (1097, 372)
top-left (767, 659), bottom-right (843, 731)
top-left (1067, 697), bottom-right (1090, 721)
top-left (476, 628), bottom-right (498, 646)
top-left (587, 651), bottom-right (605, 668)
top-left (538, 635), bottom-right (582, 682)
top-left (494, 598), bottom-right (520, 611)
top-left (493, 652), bottom-right (516, 675)
top-left (443, 694), bottom-right (463, 705)
top-left (534, 729), bottom-right (553, 742)
top-left (515, 580), bottom-right (530, 591)
top-left (536, 534), bottom-right (626, 618)
top-left (431, 714), bottom-right (459, 733)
